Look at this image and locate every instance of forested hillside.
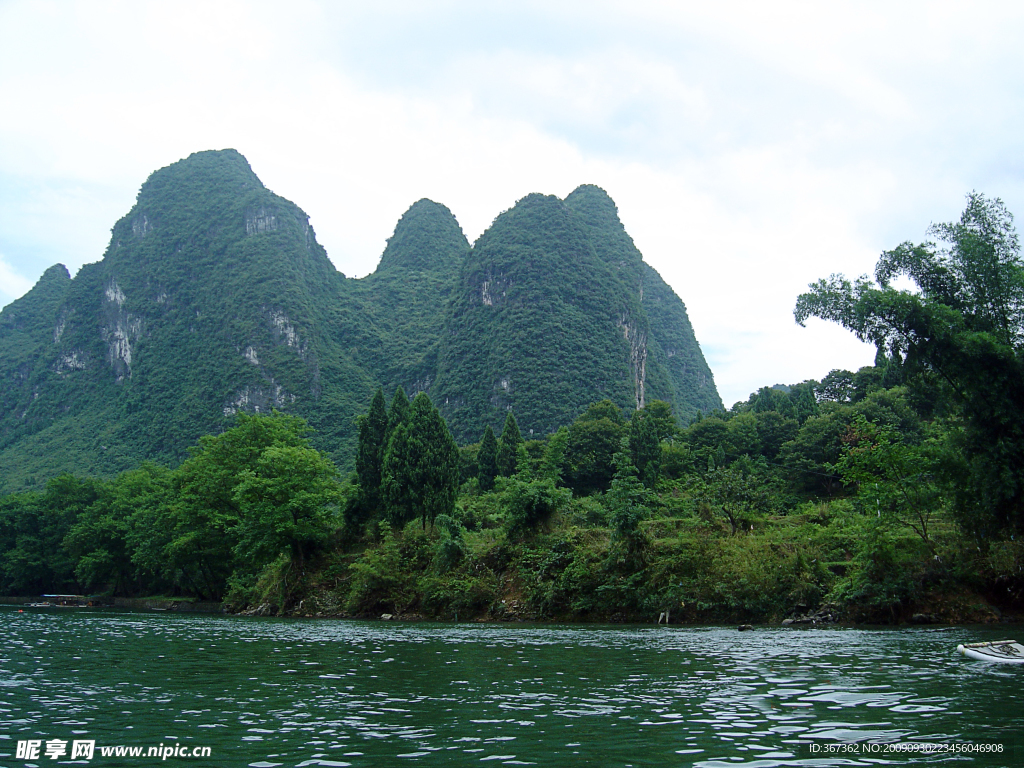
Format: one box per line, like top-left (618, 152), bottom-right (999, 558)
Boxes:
top-left (0, 150), bottom-right (717, 491)
top-left (1, 193), bottom-right (1023, 626)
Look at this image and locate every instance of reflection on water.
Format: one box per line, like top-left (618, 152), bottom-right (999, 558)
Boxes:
top-left (0, 609), bottom-right (1019, 766)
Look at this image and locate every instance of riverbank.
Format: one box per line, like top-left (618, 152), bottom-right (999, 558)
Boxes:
top-left (220, 504), bottom-right (1024, 626)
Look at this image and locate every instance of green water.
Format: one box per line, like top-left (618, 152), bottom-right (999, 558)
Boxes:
top-left (0, 608), bottom-right (1020, 767)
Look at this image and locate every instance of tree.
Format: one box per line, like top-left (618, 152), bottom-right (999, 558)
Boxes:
top-left (816, 370), bottom-right (856, 403)
top-left (233, 444), bottom-right (340, 575)
top-left (381, 423), bottom-right (416, 527)
top-left (540, 425), bottom-right (569, 484)
top-left (834, 415), bottom-right (941, 551)
top-left (477, 424), bottom-right (499, 491)
top-left (628, 410), bottom-right (661, 487)
top-left (386, 386), bottom-right (411, 446)
top-left (382, 393), bottom-right (460, 530)
top-left (606, 441), bottom-right (652, 563)
top-left (564, 401), bottom-right (626, 494)
top-left (796, 192), bottom-right (1024, 533)
top-left (0, 475), bottom-right (96, 595)
top-left (355, 388), bottom-right (388, 510)
top-left (496, 412), bottom-right (523, 477)
top-left (696, 466), bottom-right (778, 535)
top-left (170, 411), bottom-right (312, 600)
top-left (409, 392), bottom-right (460, 530)
top-left (642, 400), bottom-right (678, 442)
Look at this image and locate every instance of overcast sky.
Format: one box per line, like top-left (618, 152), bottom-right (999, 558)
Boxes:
top-left (2, 1), bottom-right (1023, 408)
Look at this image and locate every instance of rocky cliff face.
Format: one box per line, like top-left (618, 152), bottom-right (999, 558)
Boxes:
top-left (431, 187), bottom-right (720, 442)
top-left (0, 151), bottom-right (719, 488)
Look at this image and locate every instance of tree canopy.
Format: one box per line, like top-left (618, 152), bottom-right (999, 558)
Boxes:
top-left (796, 193), bottom-right (1024, 533)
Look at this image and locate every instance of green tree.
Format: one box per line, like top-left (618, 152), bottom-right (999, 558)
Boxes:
top-left (386, 387), bottom-right (411, 446)
top-left (503, 477), bottom-right (570, 540)
top-left (0, 476), bottom-right (96, 595)
top-left (640, 400), bottom-right (678, 441)
top-left (381, 423), bottom-right (416, 527)
top-left (497, 412), bottom-right (523, 477)
top-left (796, 192), bottom-right (1024, 533)
top-left (355, 388), bottom-right (388, 510)
top-left (63, 479), bottom-right (133, 594)
top-left (477, 424), bottom-right (499, 491)
top-left (409, 392), bottom-right (460, 530)
top-left (628, 410), bottom-right (661, 487)
top-left (540, 425), bottom-right (569, 484)
top-left (606, 441), bottom-right (652, 564)
top-left (564, 401), bottom-right (626, 494)
top-left (233, 444), bottom-right (340, 578)
top-left (696, 466), bottom-right (779, 535)
top-left (382, 393), bottom-right (460, 530)
top-left (170, 411), bottom-right (312, 600)
top-left (835, 415), bottom-right (942, 550)
top-left (120, 463), bottom-right (176, 594)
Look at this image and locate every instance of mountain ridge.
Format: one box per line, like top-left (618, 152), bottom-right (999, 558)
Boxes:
top-left (0, 149), bottom-right (720, 488)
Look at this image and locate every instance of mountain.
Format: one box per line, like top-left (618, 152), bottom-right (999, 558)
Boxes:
top-left (0, 150), bottom-right (720, 489)
top-left (431, 186), bottom-right (720, 441)
top-left (0, 150), bottom-right (373, 485)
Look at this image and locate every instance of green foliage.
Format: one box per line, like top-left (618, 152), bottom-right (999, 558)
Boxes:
top-left (0, 475), bottom-right (97, 595)
top-left (834, 415), bottom-right (942, 549)
top-left (628, 410), bottom-right (661, 487)
top-left (496, 412), bottom-right (523, 477)
top-left (381, 423), bottom-right (415, 527)
top-left (233, 444), bottom-right (340, 572)
top-left (477, 425), bottom-right (499, 491)
top-left (344, 522), bottom-right (430, 615)
top-left (382, 392), bottom-right (460, 530)
top-left (502, 477), bottom-right (571, 540)
top-left (564, 400), bottom-right (626, 494)
top-left (355, 388), bottom-right (387, 512)
top-left (796, 192), bottom-right (1024, 533)
top-left (606, 443), bottom-right (652, 565)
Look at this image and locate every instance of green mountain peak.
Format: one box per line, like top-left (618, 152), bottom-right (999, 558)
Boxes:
top-left (375, 198), bottom-right (468, 275)
top-left (0, 150), bottom-right (719, 489)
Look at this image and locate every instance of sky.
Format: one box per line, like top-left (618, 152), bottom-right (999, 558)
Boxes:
top-left (2, 0), bottom-right (1024, 408)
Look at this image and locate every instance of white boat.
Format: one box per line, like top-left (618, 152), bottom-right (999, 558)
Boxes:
top-left (957, 640), bottom-right (1024, 663)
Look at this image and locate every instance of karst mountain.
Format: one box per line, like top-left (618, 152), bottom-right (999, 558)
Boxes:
top-left (0, 149), bottom-right (720, 487)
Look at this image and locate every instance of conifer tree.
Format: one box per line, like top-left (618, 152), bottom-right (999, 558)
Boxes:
top-left (381, 423), bottom-right (415, 527)
top-left (477, 424), bottom-right (499, 491)
top-left (386, 386), bottom-right (411, 447)
top-left (497, 412), bottom-right (523, 477)
top-left (381, 392), bottom-right (459, 530)
top-left (355, 388), bottom-right (387, 510)
top-left (409, 392), bottom-right (460, 529)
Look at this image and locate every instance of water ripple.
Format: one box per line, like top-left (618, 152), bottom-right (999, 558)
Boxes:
top-left (0, 609), bottom-right (1020, 765)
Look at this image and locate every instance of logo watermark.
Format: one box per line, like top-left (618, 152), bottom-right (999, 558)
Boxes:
top-left (14, 739), bottom-right (211, 761)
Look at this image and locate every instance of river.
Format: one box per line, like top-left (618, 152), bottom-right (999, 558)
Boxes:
top-left (0, 607), bottom-right (1019, 766)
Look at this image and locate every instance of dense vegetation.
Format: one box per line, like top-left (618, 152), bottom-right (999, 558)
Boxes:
top-left (432, 187), bottom-right (720, 442)
top-left (4, 189), bottom-right (1024, 626)
top-left (0, 151), bottom-right (717, 491)
top-left (4, 155), bottom-right (1021, 624)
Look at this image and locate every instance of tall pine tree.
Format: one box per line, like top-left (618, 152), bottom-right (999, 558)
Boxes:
top-left (381, 392), bottom-right (459, 530)
top-left (497, 413), bottom-right (523, 477)
top-left (477, 424), bottom-right (499, 491)
top-left (381, 422), bottom-right (415, 527)
top-left (355, 388), bottom-right (387, 510)
top-left (409, 393), bottom-right (460, 529)
top-left (386, 386), bottom-right (411, 447)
